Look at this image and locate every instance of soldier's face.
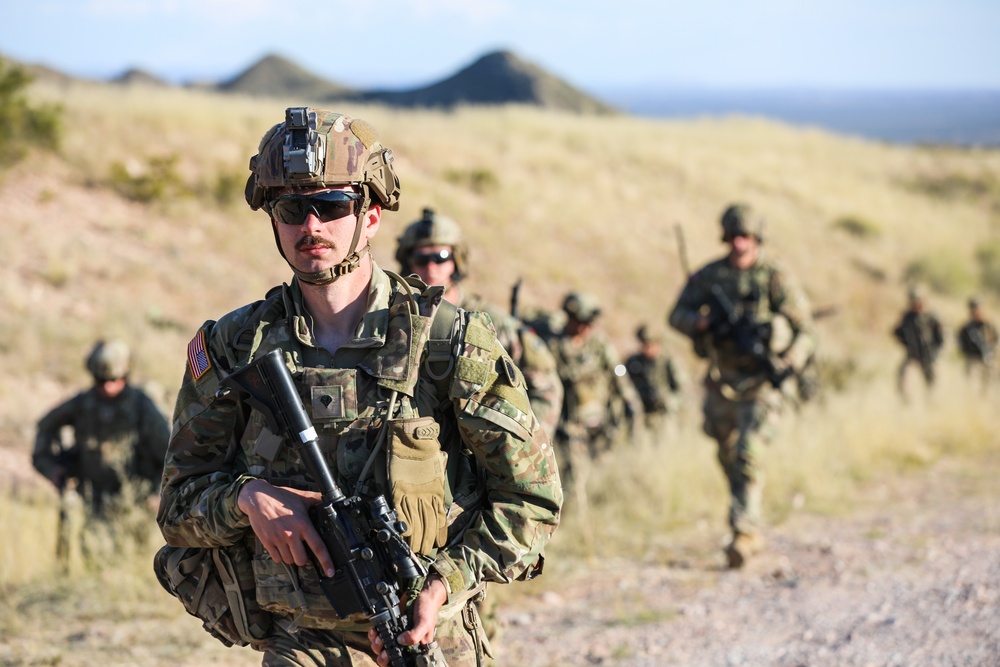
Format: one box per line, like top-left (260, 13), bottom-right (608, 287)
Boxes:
top-left (96, 377), bottom-right (127, 399)
top-left (408, 244), bottom-right (456, 288)
top-left (272, 185), bottom-right (380, 275)
top-left (728, 233), bottom-right (759, 266)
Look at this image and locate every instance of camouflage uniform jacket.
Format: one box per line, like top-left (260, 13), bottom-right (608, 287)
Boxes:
top-left (957, 319), bottom-right (997, 361)
top-left (157, 264), bottom-right (562, 630)
top-left (669, 253), bottom-right (816, 396)
top-left (34, 385), bottom-right (169, 500)
top-left (893, 310), bottom-right (944, 361)
top-left (549, 331), bottom-right (639, 432)
top-left (625, 352), bottom-right (682, 415)
top-left (459, 291), bottom-right (563, 439)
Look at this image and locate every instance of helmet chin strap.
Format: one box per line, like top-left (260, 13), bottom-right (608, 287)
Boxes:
top-left (273, 188), bottom-right (374, 286)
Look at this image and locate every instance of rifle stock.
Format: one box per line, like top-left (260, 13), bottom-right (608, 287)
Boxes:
top-left (221, 349), bottom-right (444, 667)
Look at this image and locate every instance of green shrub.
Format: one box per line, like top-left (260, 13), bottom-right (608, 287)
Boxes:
top-left (108, 154), bottom-right (186, 203)
top-left (443, 167), bottom-right (499, 194)
top-left (0, 57), bottom-right (62, 167)
top-left (831, 215), bottom-right (881, 239)
top-left (975, 241), bottom-right (1000, 297)
top-left (902, 250), bottom-right (975, 297)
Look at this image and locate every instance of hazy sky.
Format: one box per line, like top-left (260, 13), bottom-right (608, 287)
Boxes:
top-left (2, 0), bottom-right (998, 92)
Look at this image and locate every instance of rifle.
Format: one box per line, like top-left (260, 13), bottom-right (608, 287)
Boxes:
top-left (221, 349), bottom-right (446, 667)
top-left (674, 223), bottom-right (692, 278)
top-left (708, 285), bottom-right (794, 388)
top-left (968, 325), bottom-right (994, 365)
top-left (510, 277), bottom-right (522, 320)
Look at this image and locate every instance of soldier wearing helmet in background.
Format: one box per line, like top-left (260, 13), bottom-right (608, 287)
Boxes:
top-left (550, 292), bottom-right (642, 497)
top-left (156, 107), bottom-right (561, 667)
top-left (956, 297), bottom-right (996, 389)
top-left (893, 285), bottom-right (944, 400)
top-left (396, 207), bottom-right (564, 439)
top-left (624, 324), bottom-right (686, 441)
top-left (669, 203), bottom-right (816, 569)
top-left (33, 339), bottom-right (169, 518)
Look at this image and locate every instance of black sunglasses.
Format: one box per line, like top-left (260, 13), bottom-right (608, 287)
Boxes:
top-left (410, 249), bottom-right (453, 267)
top-left (269, 191), bottom-right (363, 226)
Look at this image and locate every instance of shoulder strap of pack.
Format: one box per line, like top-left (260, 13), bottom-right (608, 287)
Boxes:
top-left (425, 298), bottom-right (459, 383)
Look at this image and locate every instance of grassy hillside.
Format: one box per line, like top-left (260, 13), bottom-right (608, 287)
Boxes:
top-left (3, 74), bottom-right (1000, 667)
top-left (4, 79), bottom-right (999, 444)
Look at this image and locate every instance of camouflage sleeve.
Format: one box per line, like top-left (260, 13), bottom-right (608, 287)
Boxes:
top-left (33, 393), bottom-right (82, 478)
top-left (517, 327), bottom-right (564, 439)
top-left (768, 264), bottom-right (817, 370)
top-left (432, 310), bottom-right (563, 598)
top-left (157, 319), bottom-right (255, 549)
top-left (668, 268), bottom-right (713, 337)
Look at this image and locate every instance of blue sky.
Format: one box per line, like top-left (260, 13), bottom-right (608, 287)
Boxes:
top-left (2, 0), bottom-right (998, 92)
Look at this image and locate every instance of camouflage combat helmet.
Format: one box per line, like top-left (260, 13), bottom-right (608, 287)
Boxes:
top-left (245, 107), bottom-right (401, 285)
top-left (86, 339), bottom-right (130, 381)
top-left (635, 324), bottom-right (662, 345)
top-left (562, 292), bottom-right (601, 324)
top-left (394, 207), bottom-right (468, 280)
top-left (721, 203), bottom-right (765, 243)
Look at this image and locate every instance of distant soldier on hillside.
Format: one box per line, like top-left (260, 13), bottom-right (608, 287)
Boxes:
top-left (893, 286), bottom-right (944, 399)
top-left (550, 292), bottom-right (642, 490)
top-left (669, 203), bottom-right (816, 569)
top-left (33, 339), bottom-right (169, 561)
top-left (956, 297), bottom-right (998, 389)
top-left (624, 324), bottom-right (685, 441)
top-left (395, 207), bottom-right (564, 439)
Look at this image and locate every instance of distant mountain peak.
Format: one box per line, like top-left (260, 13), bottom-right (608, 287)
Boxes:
top-left (112, 68), bottom-right (169, 87)
top-left (219, 52), bottom-right (356, 99)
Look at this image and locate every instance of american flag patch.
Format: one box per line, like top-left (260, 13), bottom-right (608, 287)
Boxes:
top-left (187, 330), bottom-right (212, 381)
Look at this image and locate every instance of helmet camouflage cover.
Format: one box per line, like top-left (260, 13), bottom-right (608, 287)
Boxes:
top-left (86, 339), bottom-right (130, 381)
top-left (395, 208), bottom-right (468, 278)
top-left (563, 292), bottom-right (601, 324)
top-left (721, 203), bottom-right (765, 242)
top-left (245, 107), bottom-right (400, 212)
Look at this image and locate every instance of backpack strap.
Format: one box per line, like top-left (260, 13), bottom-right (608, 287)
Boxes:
top-left (425, 297), bottom-right (459, 384)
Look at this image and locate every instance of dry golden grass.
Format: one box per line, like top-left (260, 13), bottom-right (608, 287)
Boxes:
top-left (2, 80), bottom-right (1000, 662)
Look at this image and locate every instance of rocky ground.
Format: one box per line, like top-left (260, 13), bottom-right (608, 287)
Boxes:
top-left (2, 454), bottom-right (997, 667)
top-left (498, 455), bottom-right (1000, 667)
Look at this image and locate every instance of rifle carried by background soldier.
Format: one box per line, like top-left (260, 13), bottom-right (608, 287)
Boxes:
top-left (222, 350), bottom-right (447, 667)
top-left (707, 285), bottom-right (795, 388)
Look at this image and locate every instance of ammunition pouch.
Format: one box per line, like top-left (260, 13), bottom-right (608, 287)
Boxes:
top-left (154, 544), bottom-right (272, 648)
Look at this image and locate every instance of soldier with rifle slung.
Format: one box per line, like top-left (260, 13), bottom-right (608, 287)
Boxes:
top-left (669, 204), bottom-right (816, 568)
top-left (155, 108), bottom-right (561, 667)
top-left (956, 297), bottom-right (998, 389)
top-left (893, 286), bottom-right (944, 400)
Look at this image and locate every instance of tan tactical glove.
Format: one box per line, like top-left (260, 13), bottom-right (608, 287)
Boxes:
top-left (387, 417), bottom-right (448, 554)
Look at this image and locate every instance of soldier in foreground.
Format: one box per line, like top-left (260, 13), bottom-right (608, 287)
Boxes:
top-left (395, 207), bottom-right (563, 439)
top-left (33, 339), bottom-right (169, 516)
top-left (956, 297), bottom-right (998, 388)
top-left (155, 107), bottom-right (561, 667)
top-left (892, 286), bottom-right (944, 400)
top-left (669, 204), bottom-right (816, 568)
top-left (624, 324), bottom-right (685, 442)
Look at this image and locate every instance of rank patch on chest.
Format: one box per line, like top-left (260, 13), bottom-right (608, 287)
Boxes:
top-left (312, 386), bottom-right (345, 420)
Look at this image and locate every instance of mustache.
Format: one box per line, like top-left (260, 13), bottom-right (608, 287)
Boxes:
top-left (296, 235), bottom-right (336, 251)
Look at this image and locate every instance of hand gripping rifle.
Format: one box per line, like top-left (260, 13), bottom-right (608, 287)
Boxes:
top-left (708, 285), bottom-right (794, 388)
top-left (221, 349), bottom-right (446, 667)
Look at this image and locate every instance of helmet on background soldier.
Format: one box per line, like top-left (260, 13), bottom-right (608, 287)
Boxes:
top-left (720, 203), bottom-right (765, 243)
top-left (244, 107), bottom-right (401, 285)
top-left (86, 339), bottom-right (131, 381)
top-left (562, 292), bottom-right (601, 324)
top-left (394, 207), bottom-right (469, 279)
top-left (635, 324), bottom-right (663, 346)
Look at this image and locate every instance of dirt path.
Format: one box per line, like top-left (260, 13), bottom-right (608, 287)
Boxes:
top-left (496, 455), bottom-right (1000, 667)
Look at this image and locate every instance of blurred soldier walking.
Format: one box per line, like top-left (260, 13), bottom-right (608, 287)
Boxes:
top-left (624, 324), bottom-right (685, 442)
top-left (550, 292), bottom-right (641, 507)
top-left (395, 207), bottom-right (563, 439)
top-left (33, 339), bottom-right (169, 560)
top-left (893, 286), bottom-right (944, 400)
top-left (956, 297), bottom-right (998, 389)
top-left (669, 204), bottom-right (816, 568)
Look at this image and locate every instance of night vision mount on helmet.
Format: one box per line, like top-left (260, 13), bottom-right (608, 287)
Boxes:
top-left (245, 107), bottom-right (401, 285)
